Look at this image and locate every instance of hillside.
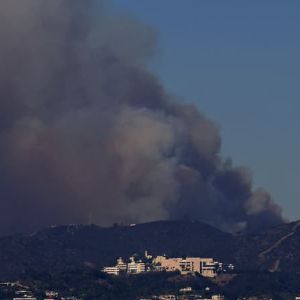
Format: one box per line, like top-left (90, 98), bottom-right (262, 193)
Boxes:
top-left (0, 220), bottom-right (234, 281)
top-left (0, 220), bottom-right (300, 281)
top-left (236, 220), bottom-right (300, 272)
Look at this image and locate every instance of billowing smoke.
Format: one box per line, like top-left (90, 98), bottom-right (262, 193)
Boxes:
top-left (0, 0), bottom-right (283, 235)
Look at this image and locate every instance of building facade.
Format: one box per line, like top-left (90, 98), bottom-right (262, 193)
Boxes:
top-left (103, 266), bottom-right (120, 276)
top-left (127, 256), bottom-right (146, 274)
top-left (153, 256), bottom-right (217, 277)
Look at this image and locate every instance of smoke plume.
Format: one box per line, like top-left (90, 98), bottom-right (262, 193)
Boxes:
top-left (0, 0), bottom-right (283, 235)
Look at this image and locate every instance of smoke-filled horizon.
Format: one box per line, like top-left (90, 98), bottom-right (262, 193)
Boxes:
top-left (0, 0), bottom-right (284, 236)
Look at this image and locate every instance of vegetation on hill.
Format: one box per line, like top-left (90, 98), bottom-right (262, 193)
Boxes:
top-left (18, 268), bottom-right (220, 300)
top-left (0, 221), bottom-right (234, 280)
top-left (1, 220), bottom-right (300, 298)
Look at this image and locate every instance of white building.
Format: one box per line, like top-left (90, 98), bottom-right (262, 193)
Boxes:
top-left (127, 256), bottom-right (146, 274)
top-left (116, 257), bottom-right (127, 271)
top-left (159, 295), bottom-right (176, 300)
top-left (153, 256), bottom-right (217, 277)
top-left (103, 256), bottom-right (146, 275)
top-left (14, 289), bottom-right (36, 300)
top-left (212, 295), bottom-right (224, 300)
top-left (103, 266), bottom-right (120, 276)
top-left (45, 291), bottom-right (59, 298)
top-left (201, 260), bottom-right (218, 278)
top-left (179, 287), bottom-right (193, 293)
top-left (144, 250), bottom-right (153, 260)
top-left (102, 257), bottom-right (127, 275)
top-left (13, 298), bottom-right (36, 300)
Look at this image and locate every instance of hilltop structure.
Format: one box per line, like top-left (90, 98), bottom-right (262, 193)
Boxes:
top-left (153, 256), bottom-right (219, 277)
top-left (103, 256), bottom-right (146, 275)
top-left (102, 251), bottom-right (231, 277)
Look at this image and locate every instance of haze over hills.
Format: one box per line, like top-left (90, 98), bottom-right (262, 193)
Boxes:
top-left (0, 0), bottom-right (284, 237)
top-left (0, 2), bottom-right (298, 299)
top-left (0, 219), bottom-right (300, 282)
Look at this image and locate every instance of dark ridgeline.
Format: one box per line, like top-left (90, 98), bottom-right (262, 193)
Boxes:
top-left (0, 220), bottom-right (300, 281)
top-left (0, 0), bottom-right (283, 236)
top-left (0, 220), bottom-right (232, 281)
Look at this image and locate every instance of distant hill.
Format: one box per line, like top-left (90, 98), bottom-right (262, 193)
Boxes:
top-left (0, 219), bottom-right (300, 281)
top-left (0, 220), bottom-right (234, 280)
top-left (236, 220), bottom-right (300, 273)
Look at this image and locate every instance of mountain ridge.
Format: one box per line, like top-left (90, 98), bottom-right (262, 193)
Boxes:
top-left (0, 219), bottom-right (300, 281)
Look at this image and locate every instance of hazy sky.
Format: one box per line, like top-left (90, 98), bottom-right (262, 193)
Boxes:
top-left (111, 0), bottom-right (300, 220)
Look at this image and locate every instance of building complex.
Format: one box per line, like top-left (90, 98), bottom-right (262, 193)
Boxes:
top-left (102, 251), bottom-right (231, 277)
top-left (103, 256), bottom-right (146, 275)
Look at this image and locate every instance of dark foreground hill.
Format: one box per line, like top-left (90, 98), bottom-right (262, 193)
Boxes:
top-left (0, 219), bottom-right (300, 285)
top-left (0, 220), bottom-right (234, 280)
top-left (236, 220), bottom-right (300, 272)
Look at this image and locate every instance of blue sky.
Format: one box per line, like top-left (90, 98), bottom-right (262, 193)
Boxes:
top-left (111, 1), bottom-right (300, 220)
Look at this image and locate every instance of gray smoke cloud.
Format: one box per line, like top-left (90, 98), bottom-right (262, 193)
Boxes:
top-left (0, 0), bottom-right (284, 235)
